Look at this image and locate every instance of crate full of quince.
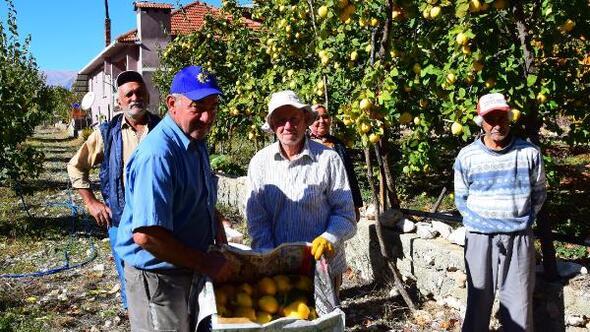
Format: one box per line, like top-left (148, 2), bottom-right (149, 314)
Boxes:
top-left (201, 243), bottom-right (345, 331)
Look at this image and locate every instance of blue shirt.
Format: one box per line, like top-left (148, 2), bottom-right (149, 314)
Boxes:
top-left (454, 136), bottom-right (547, 233)
top-left (115, 115), bottom-right (217, 270)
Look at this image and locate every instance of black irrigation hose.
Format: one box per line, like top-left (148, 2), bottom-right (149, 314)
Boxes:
top-left (0, 188), bottom-right (97, 279)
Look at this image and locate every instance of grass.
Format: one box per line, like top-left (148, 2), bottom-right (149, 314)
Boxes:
top-left (1, 127), bottom-right (126, 331)
top-left (210, 131), bottom-right (273, 176)
top-left (0, 310), bottom-right (49, 332)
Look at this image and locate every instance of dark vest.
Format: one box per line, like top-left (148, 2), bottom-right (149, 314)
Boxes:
top-left (99, 113), bottom-right (161, 227)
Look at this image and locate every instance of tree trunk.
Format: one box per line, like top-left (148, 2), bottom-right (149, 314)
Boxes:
top-left (378, 0), bottom-right (394, 60)
top-left (374, 145), bottom-right (388, 212)
top-left (512, 2), bottom-right (557, 281)
top-left (380, 137), bottom-right (401, 209)
top-left (364, 148), bottom-right (380, 209)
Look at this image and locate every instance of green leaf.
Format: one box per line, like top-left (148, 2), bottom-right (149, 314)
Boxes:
top-left (378, 90), bottom-right (392, 103)
top-left (526, 75), bottom-right (537, 87)
top-left (458, 88), bottom-right (466, 98)
top-left (455, 3), bottom-right (469, 18)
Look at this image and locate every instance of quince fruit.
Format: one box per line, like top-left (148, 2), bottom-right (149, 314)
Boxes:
top-left (258, 295), bottom-right (279, 314)
top-left (256, 311), bottom-right (273, 324)
top-left (235, 292), bottom-right (253, 308)
top-left (234, 307), bottom-right (256, 321)
top-left (282, 300), bottom-right (311, 320)
top-left (273, 275), bottom-right (292, 293)
top-left (257, 277), bottom-right (277, 296)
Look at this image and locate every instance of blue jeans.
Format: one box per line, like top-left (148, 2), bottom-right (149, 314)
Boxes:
top-left (108, 225), bottom-right (127, 309)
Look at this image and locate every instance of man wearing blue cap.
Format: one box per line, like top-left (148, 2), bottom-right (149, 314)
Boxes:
top-left (116, 65), bottom-right (231, 331)
top-left (68, 70), bottom-right (160, 310)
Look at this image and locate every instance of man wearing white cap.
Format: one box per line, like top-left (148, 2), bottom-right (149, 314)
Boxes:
top-left (67, 70), bottom-right (160, 310)
top-left (245, 90), bottom-right (357, 290)
top-left (454, 93), bottom-right (547, 331)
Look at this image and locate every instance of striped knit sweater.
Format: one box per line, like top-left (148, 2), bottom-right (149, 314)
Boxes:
top-left (453, 136), bottom-right (547, 233)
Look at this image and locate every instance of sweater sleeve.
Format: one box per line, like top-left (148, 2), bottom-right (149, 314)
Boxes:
top-left (453, 155), bottom-right (471, 220)
top-left (334, 141), bottom-right (363, 208)
top-left (530, 150), bottom-right (547, 216)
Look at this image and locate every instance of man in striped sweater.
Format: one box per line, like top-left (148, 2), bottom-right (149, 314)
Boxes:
top-left (454, 93), bottom-right (547, 332)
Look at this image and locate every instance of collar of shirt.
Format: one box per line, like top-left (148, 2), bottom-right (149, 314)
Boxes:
top-left (121, 113), bottom-right (149, 131)
top-left (273, 137), bottom-right (317, 163)
top-left (161, 114), bottom-right (203, 152)
top-left (477, 134), bottom-right (515, 155)
top-left (120, 114), bottom-right (140, 130)
top-left (308, 133), bottom-right (338, 149)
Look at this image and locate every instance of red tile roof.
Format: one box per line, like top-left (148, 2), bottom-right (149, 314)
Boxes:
top-left (117, 29), bottom-right (139, 43)
top-left (116, 1), bottom-right (260, 43)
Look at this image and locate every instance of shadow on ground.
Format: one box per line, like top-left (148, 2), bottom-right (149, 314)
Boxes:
top-left (0, 214), bottom-right (105, 240)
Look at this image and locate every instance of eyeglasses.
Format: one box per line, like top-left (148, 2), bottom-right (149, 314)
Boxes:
top-left (274, 115), bottom-right (304, 127)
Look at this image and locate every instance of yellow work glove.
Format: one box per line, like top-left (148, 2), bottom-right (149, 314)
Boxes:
top-left (311, 236), bottom-right (334, 260)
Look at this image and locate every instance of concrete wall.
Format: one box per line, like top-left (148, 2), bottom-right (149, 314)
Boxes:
top-left (88, 70), bottom-right (113, 123)
top-left (137, 8), bottom-right (171, 70)
top-left (137, 7), bottom-right (171, 114)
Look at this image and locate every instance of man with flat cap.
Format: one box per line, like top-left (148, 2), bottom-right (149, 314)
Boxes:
top-left (246, 90), bottom-right (357, 295)
top-left (67, 70), bottom-right (160, 309)
top-left (115, 65), bottom-right (231, 331)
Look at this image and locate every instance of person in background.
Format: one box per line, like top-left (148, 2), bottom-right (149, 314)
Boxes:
top-left (67, 70), bottom-right (160, 310)
top-left (454, 93), bottom-right (547, 332)
top-left (308, 104), bottom-right (363, 221)
top-left (115, 65), bottom-right (231, 331)
top-left (246, 90), bottom-right (357, 294)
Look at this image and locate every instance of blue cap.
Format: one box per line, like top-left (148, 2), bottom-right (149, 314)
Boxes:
top-left (170, 65), bottom-right (222, 101)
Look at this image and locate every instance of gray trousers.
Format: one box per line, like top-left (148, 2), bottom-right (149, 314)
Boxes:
top-left (462, 229), bottom-right (535, 332)
top-left (125, 265), bottom-right (209, 332)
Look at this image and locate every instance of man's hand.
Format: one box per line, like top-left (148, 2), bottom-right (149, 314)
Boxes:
top-left (78, 188), bottom-right (112, 228)
top-left (311, 236), bottom-right (335, 260)
top-left (86, 199), bottom-right (112, 228)
top-left (202, 252), bottom-right (232, 283)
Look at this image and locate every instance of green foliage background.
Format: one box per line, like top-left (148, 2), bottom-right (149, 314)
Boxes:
top-left (154, 0), bottom-right (588, 181)
top-left (0, 0), bottom-right (48, 184)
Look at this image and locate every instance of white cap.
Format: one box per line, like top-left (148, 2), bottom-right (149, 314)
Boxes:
top-left (266, 90), bottom-right (315, 127)
top-left (477, 93), bottom-right (510, 116)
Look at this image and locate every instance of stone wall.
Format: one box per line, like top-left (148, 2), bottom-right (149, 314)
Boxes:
top-left (345, 219), bottom-right (590, 331)
top-left (216, 175), bottom-right (248, 215)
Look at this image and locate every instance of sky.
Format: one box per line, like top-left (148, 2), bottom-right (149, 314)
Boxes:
top-left (3, 0), bottom-right (223, 71)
